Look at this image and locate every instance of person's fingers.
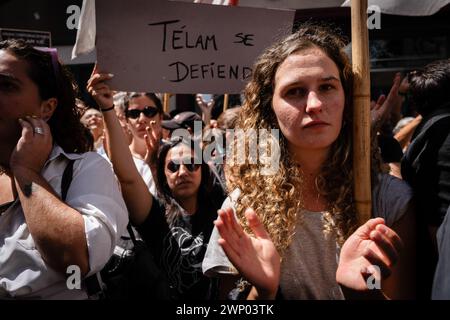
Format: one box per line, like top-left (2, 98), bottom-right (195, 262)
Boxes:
top-left (86, 73), bottom-right (102, 88)
top-left (375, 224), bottom-right (404, 253)
top-left (217, 238), bottom-right (242, 266)
top-left (150, 121), bottom-right (160, 141)
top-left (215, 213), bottom-right (242, 255)
top-left (90, 63), bottom-right (99, 78)
top-left (369, 230), bottom-right (399, 266)
top-left (387, 73), bottom-right (401, 98)
top-left (91, 88), bottom-right (112, 98)
top-left (87, 73), bottom-right (113, 88)
top-left (92, 83), bottom-right (109, 92)
top-left (375, 95), bottom-right (386, 110)
top-left (217, 209), bottom-right (233, 235)
top-left (145, 126), bottom-right (157, 149)
top-left (18, 118), bottom-right (34, 141)
top-left (353, 218), bottom-right (385, 239)
top-left (227, 207), bottom-right (245, 238)
top-left (363, 247), bottom-right (392, 278)
top-left (25, 116), bottom-right (48, 137)
top-left (218, 209), bottom-right (243, 248)
top-left (148, 123), bottom-right (158, 143)
top-left (245, 208), bottom-right (270, 240)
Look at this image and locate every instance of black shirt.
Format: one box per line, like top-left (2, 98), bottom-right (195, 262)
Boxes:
top-left (137, 190), bottom-right (225, 300)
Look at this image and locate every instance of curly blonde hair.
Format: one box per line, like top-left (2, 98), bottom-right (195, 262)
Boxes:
top-left (226, 23), bottom-right (382, 253)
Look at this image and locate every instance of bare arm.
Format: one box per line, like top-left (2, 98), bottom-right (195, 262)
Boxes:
top-left (394, 115), bottom-right (422, 150)
top-left (382, 202), bottom-right (416, 299)
top-left (87, 68), bottom-right (152, 226)
top-left (10, 118), bottom-right (88, 276)
top-left (14, 167), bottom-right (89, 276)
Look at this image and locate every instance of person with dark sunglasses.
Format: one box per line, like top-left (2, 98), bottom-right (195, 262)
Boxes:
top-left (125, 105), bottom-right (160, 119)
top-left (88, 71), bottom-right (227, 300)
top-left (121, 92), bottom-right (164, 196)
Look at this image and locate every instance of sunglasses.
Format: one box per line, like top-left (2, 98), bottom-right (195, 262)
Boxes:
top-left (126, 106), bottom-right (159, 119)
top-left (167, 160), bottom-right (201, 173)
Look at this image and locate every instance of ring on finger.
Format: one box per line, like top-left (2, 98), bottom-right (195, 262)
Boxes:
top-left (34, 127), bottom-right (44, 135)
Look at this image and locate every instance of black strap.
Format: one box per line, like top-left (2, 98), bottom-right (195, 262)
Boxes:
top-left (61, 160), bottom-right (75, 201)
top-left (127, 223), bottom-right (138, 246)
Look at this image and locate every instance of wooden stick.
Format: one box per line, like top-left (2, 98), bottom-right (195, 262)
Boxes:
top-left (163, 93), bottom-right (170, 113)
top-left (223, 94), bottom-right (229, 112)
top-left (351, 0), bottom-right (372, 224)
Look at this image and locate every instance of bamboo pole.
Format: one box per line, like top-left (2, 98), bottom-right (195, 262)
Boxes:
top-left (223, 94), bottom-right (229, 112)
top-left (224, 1), bottom-right (237, 114)
top-left (351, 0), bottom-right (372, 224)
top-left (163, 93), bottom-right (170, 113)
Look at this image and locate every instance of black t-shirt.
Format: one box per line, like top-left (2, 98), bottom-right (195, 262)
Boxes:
top-left (136, 191), bottom-right (225, 300)
top-left (401, 109), bottom-right (450, 298)
top-left (402, 110), bottom-right (450, 226)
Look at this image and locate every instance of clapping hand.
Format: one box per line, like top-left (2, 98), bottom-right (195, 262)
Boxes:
top-left (215, 207), bottom-right (280, 299)
top-left (336, 218), bottom-right (403, 296)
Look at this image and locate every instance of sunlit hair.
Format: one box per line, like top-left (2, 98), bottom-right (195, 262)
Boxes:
top-left (226, 23), bottom-right (382, 252)
top-left (0, 39), bottom-right (90, 153)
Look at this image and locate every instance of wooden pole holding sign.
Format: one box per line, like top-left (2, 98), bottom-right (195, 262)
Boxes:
top-left (221, 0), bottom-right (239, 114)
top-left (163, 93), bottom-right (170, 113)
top-left (351, 0), bottom-right (372, 224)
top-left (223, 94), bottom-right (229, 112)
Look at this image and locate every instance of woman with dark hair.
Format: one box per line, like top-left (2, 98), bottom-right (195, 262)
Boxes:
top-left (202, 23), bottom-right (416, 300)
top-left (0, 40), bottom-right (128, 299)
top-left (87, 71), bottom-right (226, 300)
top-left (123, 92), bottom-right (164, 195)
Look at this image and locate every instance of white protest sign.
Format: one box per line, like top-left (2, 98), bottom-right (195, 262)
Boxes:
top-left (95, 0), bottom-right (294, 94)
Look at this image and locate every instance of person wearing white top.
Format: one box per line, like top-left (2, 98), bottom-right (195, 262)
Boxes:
top-left (0, 40), bottom-right (128, 299)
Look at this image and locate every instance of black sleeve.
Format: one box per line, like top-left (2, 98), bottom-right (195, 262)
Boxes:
top-left (437, 133), bottom-right (450, 222)
top-left (135, 196), bottom-right (169, 255)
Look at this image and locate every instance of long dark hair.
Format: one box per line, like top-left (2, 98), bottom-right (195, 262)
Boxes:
top-left (0, 39), bottom-right (90, 153)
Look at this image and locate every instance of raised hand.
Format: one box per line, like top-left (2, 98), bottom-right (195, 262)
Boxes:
top-left (336, 218), bottom-right (403, 295)
top-left (196, 94), bottom-right (214, 125)
top-left (10, 117), bottom-right (53, 173)
top-left (371, 73), bottom-right (403, 129)
top-left (86, 64), bottom-right (114, 110)
top-left (215, 207), bottom-right (280, 299)
top-left (144, 121), bottom-right (160, 166)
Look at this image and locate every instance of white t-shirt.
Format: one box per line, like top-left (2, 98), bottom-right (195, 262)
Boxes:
top-left (0, 145), bottom-right (128, 299)
top-left (133, 156), bottom-right (157, 197)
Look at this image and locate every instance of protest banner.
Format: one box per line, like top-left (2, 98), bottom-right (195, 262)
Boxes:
top-left (0, 28), bottom-right (52, 47)
top-left (95, 0), bottom-right (294, 94)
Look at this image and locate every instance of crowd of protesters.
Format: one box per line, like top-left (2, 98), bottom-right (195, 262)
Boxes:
top-left (0, 20), bottom-right (449, 300)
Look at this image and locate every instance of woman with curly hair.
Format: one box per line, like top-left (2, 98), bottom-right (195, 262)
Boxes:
top-left (0, 40), bottom-right (128, 299)
top-left (202, 24), bottom-right (416, 300)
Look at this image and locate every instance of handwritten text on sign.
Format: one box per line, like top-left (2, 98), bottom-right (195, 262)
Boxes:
top-left (95, 0), bottom-right (294, 94)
